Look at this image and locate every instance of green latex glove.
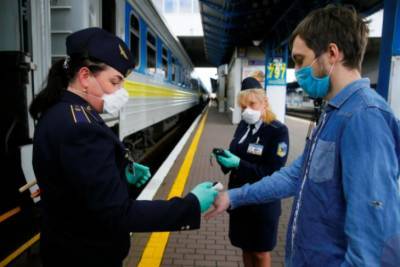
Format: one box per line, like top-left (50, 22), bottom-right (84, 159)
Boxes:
top-left (216, 150), bottom-right (240, 168)
top-left (191, 182), bottom-right (219, 213)
top-left (125, 163), bottom-right (151, 188)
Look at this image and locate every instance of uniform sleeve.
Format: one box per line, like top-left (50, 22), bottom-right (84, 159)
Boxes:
top-left (60, 123), bottom-right (201, 233)
top-left (237, 125), bottom-right (289, 182)
top-left (228, 154), bottom-right (303, 209)
top-left (340, 108), bottom-right (400, 267)
top-left (219, 162), bottom-right (232, 174)
top-left (219, 122), bottom-right (246, 174)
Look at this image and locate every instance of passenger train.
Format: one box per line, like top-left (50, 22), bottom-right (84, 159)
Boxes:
top-left (0, 0), bottom-right (205, 265)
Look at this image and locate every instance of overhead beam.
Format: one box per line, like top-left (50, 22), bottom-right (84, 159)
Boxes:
top-left (178, 36), bottom-right (214, 67)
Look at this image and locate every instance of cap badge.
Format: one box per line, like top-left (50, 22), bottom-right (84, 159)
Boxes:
top-left (119, 44), bottom-right (128, 60)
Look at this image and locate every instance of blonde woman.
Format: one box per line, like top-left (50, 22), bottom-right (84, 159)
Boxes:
top-left (214, 77), bottom-right (289, 267)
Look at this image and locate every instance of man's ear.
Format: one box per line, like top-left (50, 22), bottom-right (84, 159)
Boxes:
top-left (77, 67), bottom-right (91, 89)
top-left (327, 43), bottom-right (343, 64)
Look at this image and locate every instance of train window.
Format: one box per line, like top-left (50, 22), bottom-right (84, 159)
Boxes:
top-left (147, 31), bottom-right (156, 74)
top-left (162, 46), bottom-right (168, 79)
top-left (181, 68), bottom-right (185, 85)
top-left (175, 64), bottom-right (181, 83)
top-left (175, 65), bottom-right (180, 83)
top-left (180, 68), bottom-right (185, 85)
top-left (179, 62), bottom-right (183, 83)
top-left (130, 13), bottom-right (139, 68)
top-left (185, 70), bottom-right (190, 86)
top-left (171, 56), bottom-right (176, 82)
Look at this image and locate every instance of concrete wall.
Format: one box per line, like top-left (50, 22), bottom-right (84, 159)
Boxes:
top-left (227, 49), bottom-right (243, 124)
top-left (217, 65), bottom-right (227, 112)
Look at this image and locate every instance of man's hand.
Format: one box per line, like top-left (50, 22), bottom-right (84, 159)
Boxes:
top-left (204, 191), bottom-right (231, 220)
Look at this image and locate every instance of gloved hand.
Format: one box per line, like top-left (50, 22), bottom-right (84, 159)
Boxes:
top-left (191, 182), bottom-right (219, 213)
top-left (125, 162), bottom-right (151, 188)
top-left (216, 150), bottom-right (240, 168)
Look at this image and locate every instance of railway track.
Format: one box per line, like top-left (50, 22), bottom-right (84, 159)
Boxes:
top-left (286, 107), bottom-right (314, 120)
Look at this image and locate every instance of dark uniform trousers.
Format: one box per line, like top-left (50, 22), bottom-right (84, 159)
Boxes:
top-left (33, 91), bottom-right (200, 267)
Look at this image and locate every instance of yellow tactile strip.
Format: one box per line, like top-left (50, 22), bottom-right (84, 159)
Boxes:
top-left (137, 109), bottom-right (209, 267)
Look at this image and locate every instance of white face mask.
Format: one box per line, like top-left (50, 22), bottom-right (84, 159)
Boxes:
top-left (242, 107), bottom-right (261, 125)
top-left (102, 88), bottom-right (129, 115)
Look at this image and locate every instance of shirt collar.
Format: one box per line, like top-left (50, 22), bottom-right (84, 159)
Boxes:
top-left (248, 120), bottom-right (263, 132)
top-left (327, 78), bottom-right (370, 109)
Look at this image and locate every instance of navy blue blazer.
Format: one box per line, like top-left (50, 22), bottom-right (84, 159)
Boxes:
top-left (223, 120), bottom-right (289, 217)
top-left (32, 91), bottom-right (200, 266)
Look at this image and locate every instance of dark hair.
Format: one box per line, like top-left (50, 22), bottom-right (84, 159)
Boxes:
top-left (290, 5), bottom-right (369, 70)
top-left (29, 56), bottom-right (107, 120)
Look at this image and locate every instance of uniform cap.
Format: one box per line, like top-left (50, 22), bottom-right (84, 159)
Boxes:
top-left (241, 77), bottom-right (263, 90)
top-left (66, 27), bottom-right (134, 77)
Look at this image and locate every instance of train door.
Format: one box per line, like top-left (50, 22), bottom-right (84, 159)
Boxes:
top-left (102, 0), bottom-right (116, 34)
top-left (0, 0), bottom-right (44, 265)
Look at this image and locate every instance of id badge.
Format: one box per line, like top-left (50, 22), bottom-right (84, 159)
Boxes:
top-left (247, 143), bottom-right (264, 156)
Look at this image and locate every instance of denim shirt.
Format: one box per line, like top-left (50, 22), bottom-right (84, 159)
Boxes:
top-left (229, 79), bottom-right (400, 266)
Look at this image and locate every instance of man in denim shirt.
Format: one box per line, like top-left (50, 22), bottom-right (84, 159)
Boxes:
top-left (206, 5), bottom-right (400, 267)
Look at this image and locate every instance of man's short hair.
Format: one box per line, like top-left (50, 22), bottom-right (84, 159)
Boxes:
top-left (290, 5), bottom-right (369, 71)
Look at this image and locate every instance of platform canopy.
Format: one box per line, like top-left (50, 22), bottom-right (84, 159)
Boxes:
top-left (199, 0), bottom-right (383, 66)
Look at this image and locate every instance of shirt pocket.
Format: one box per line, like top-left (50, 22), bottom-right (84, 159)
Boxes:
top-left (309, 139), bottom-right (336, 183)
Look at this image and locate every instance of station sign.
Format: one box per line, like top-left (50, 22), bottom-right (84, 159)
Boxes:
top-left (266, 57), bottom-right (287, 86)
top-left (242, 59), bottom-right (265, 87)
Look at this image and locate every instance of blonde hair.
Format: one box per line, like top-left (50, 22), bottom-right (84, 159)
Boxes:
top-left (238, 89), bottom-right (277, 124)
top-left (251, 70), bottom-right (265, 82)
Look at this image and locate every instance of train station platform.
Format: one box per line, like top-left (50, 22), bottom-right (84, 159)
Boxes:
top-left (123, 104), bottom-right (309, 267)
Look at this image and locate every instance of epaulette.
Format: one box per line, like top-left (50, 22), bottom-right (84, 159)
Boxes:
top-left (270, 121), bottom-right (279, 128)
top-left (270, 120), bottom-right (283, 129)
top-left (69, 105), bottom-right (92, 124)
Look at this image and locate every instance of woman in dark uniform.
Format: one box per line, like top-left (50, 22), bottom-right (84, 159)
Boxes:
top-left (29, 28), bottom-right (218, 267)
top-left (215, 77), bottom-right (289, 267)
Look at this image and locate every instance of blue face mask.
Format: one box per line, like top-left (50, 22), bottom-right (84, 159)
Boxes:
top-left (295, 59), bottom-right (334, 98)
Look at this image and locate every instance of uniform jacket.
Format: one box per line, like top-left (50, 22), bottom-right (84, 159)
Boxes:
top-left (227, 119), bottom-right (289, 187)
top-left (33, 91), bottom-right (200, 266)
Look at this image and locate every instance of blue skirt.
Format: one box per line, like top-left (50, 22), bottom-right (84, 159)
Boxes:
top-left (228, 201), bottom-right (281, 252)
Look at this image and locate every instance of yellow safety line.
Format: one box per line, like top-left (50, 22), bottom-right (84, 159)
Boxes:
top-left (0, 207), bottom-right (21, 224)
top-left (137, 109), bottom-right (209, 267)
top-left (0, 233), bottom-right (40, 267)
